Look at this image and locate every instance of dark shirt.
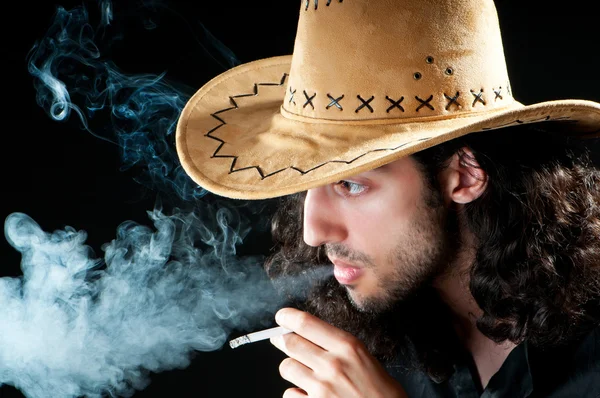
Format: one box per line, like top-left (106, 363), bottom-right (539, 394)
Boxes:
top-left (386, 325), bottom-right (599, 398)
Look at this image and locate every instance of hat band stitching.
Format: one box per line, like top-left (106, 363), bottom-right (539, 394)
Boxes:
top-left (415, 95), bottom-right (435, 111)
top-left (326, 94), bottom-right (345, 110)
top-left (303, 90), bottom-right (316, 109)
top-left (471, 89), bottom-right (486, 107)
top-left (289, 87), bottom-right (296, 105)
top-left (494, 87), bottom-right (503, 100)
top-left (305, 0), bottom-right (343, 11)
top-left (287, 85), bottom-right (514, 117)
top-left (444, 92), bottom-right (461, 110)
top-left (281, 101), bottom-right (524, 124)
top-left (386, 96), bottom-right (405, 113)
top-left (356, 95), bottom-right (375, 113)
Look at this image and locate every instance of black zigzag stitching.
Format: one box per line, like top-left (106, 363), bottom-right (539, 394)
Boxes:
top-left (289, 138), bottom-right (432, 175)
top-left (204, 73), bottom-right (290, 179)
top-left (204, 73), bottom-right (434, 180)
top-left (479, 116), bottom-right (575, 131)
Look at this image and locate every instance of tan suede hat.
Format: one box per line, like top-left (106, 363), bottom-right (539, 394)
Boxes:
top-left (176, 0), bottom-right (600, 200)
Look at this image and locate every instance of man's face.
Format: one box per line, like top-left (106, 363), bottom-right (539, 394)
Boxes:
top-left (303, 156), bottom-right (452, 313)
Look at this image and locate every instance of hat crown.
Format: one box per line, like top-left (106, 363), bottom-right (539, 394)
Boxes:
top-left (283, 0), bottom-right (513, 121)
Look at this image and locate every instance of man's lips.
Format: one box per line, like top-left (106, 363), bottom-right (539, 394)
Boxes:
top-left (329, 257), bottom-right (364, 285)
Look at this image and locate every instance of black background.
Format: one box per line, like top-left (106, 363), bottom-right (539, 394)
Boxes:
top-left (2, 1), bottom-right (599, 397)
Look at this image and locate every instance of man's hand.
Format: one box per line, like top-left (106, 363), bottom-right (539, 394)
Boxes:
top-left (270, 307), bottom-right (408, 398)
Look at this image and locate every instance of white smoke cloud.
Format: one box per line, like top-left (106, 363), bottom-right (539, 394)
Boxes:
top-left (0, 204), bottom-right (322, 397)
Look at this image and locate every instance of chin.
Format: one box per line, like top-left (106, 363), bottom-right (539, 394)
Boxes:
top-left (346, 288), bottom-right (395, 314)
top-left (344, 288), bottom-right (366, 309)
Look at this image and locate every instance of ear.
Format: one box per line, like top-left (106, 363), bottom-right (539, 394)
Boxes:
top-left (438, 148), bottom-right (488, 205)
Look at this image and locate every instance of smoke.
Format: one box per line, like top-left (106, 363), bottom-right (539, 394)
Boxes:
top-left (2, 1), bottom-right (332, 397)
top-left (1, 204), bottom-right (330, 397)
top-left (25, 0), bottom-right (240, 201)
top-left (0, 207), bottom-right (268, 397)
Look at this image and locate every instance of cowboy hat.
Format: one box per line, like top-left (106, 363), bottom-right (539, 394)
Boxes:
top-left (175, 0), bottom-right (600, 200)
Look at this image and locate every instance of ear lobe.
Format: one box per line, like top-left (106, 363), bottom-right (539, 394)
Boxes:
top-left (442, 148), bottom-right (488, 205)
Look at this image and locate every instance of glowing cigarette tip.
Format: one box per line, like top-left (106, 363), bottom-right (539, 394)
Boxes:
top-left (229, 326), bottom-right (292, 349)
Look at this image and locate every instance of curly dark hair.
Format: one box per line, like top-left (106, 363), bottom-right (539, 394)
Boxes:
top-left (264, 123), bottom-right (600, 381)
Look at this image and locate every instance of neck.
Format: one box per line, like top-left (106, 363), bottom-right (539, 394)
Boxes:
top-left (431, 229), bottom-right (517, 385)
top-left (432, 244), bottom-right (482, 339)
top-left (433, 246), bottom-right (519, 390)
top-left (430, 219), bottom-right (518, 390)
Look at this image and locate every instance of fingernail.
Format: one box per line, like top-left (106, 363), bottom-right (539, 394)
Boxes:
top-left (270, 335), bottom-right (282, 346)
top-left (275, 309), bottom-right (286, 325)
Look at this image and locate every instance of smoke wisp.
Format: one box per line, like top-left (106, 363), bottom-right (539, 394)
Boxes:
top-left (26, 0), bottom-right (240, 201)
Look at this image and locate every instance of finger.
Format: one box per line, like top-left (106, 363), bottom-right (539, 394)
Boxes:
top-left (282, 388), bottom-right (308, 398)
top-left (270, 332), bottom-right (327, 371)
top-left (275, 308), bottom-right (354, 352)
top-left (278, 357), bottom-right (316, 394)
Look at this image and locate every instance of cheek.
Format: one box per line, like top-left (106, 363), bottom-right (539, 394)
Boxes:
top-left (343, 191), bottom-right (422, 267)
top-left (344, 204), bottom-right (399, 259)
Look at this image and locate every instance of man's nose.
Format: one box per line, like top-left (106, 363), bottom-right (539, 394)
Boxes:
top-left (303, 187), bottom-right (346, 247)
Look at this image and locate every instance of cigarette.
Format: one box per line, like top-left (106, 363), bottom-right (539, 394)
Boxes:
top-left (229, 326), bottom-right (292, 349)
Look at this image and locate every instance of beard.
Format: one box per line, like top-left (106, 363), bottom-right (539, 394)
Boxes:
top-left (265, 186), bottom-right (464, 382)
top-left (326, 196), bottom-right (454, 315)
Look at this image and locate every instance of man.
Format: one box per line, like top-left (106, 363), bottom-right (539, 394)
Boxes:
top-left (264, 125), bottom-right (599, 397)
top-left (175, 0), bottom-right (599, 396)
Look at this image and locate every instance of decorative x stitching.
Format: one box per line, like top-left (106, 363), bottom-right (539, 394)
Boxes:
top-left (415, 95), bottom-right (435, 111)
top-left (444, 92), bottom-right (461, 110)
top-left (306, 0), bottom-right (343, 10)
top-left (326, 93), bottom-right (345, 110)
top-left (385, 96), bottom-right (405, 113)
top-left (493, 87), bottom-right (503, 100)
top-left (305, 0), bottom-right (317, 11)
top-left (356, 95), bottom-right (375, 113)
top-left (470, 89), bottom-right (486, 107)
top-left (303, 90), bottom-right (316, 109)
top-left (289, 87), bottom-right (296, 106)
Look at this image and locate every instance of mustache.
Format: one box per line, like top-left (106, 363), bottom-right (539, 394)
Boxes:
top-left (324, 243), bottom-right (373, 266)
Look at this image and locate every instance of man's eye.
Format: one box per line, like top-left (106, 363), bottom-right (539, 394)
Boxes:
top-left (334, 180), bottom-right (367, 196)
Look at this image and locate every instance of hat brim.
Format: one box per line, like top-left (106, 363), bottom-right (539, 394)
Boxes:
top-left (176, 55), bottom-right (600, 200)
